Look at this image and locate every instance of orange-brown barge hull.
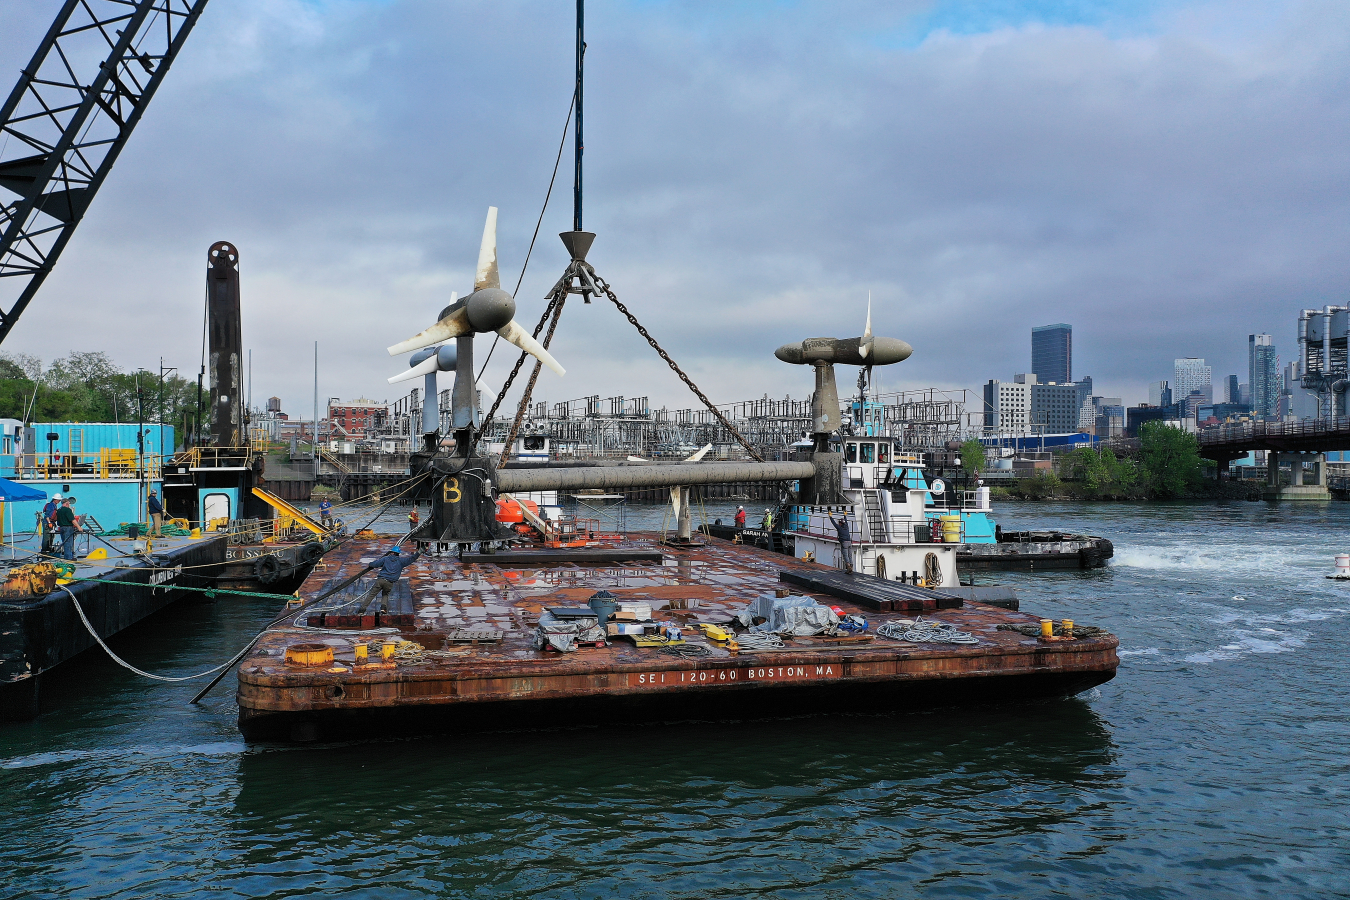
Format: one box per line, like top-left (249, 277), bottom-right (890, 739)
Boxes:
top-left (236, 535), bottom-right (1117, 742)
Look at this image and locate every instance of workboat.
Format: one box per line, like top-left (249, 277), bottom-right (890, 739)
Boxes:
top-left (0, 421), bottom-right (228, 721)
top-left (885, 450), bottom-right (1114, 570)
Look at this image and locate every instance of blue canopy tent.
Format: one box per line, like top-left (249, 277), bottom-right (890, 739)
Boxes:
top-left (0, 478), bottom-right (47, 501)
top-left (0, 478), bottom-right (48, 552)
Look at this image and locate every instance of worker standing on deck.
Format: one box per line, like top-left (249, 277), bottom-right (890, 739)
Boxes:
top-left (761, 508), bottom-right (773, 530)
top-left (734, 506), bottom-right (746, 531)
top-left (828, 512), bottom-right (854, 574)
top-left (408, 507), bottom-right (420, 531)
top-left (57, 498), bottom-right (80, 560)
top-left (40, 492), bottom-right (61, 554)
top-left (365, 546), bottom-right (420, 614)
top-left (147, 490), bottom-right (164, 537)
top-left (319, 498), bottom-right (333, 530)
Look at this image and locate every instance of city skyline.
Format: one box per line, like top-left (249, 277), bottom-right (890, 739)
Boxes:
top-left (1, 1), bottom-right (1346, 418)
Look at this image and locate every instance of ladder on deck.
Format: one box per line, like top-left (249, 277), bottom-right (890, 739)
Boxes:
top-left (862, 491), bottom-right (887, 542)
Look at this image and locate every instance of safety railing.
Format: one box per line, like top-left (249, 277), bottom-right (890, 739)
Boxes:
top-left (14, 451), bottom-right (164, 480)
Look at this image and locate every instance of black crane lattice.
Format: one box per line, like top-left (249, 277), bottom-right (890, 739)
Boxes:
top-left (0, 0), bottom-right (209, 343)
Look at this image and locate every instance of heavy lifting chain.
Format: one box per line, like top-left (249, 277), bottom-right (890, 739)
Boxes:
top-left (479, 257), bottom-right (765, 464)
top-left (497, 295), bottom-right (567, 468)
top-left (466, 293), bottom-right (561, 459)
top-left (586, 265), bottom-right (765, 462)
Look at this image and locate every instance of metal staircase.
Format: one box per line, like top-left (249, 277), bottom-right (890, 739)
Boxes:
top-left (862, 490), bottom-right (887, 543)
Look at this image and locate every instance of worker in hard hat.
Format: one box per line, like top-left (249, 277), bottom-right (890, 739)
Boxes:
top-left (734, 506), bottom-right (746, 532)
top-left (40, 492), bottom-right (61, 554)
top-left (761, 508), bottom-right (773, 530)
top-left (363, 545), bottom-right (420, 615)
top-left (147, 490), bottom-right (164, 537)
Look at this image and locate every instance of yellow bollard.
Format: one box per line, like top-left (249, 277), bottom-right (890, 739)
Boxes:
top-left (381, 640), bottom-right (396, 660)
top-left (354, 643), bottom-right (368, 664)
top-left (1061, 619), bottom-right (1074, 638)
top-left (1040, 619), bottom-right (1054, 638)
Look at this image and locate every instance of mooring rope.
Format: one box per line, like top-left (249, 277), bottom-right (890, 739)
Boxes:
top-left (60, 585), bottom-right (258, 682)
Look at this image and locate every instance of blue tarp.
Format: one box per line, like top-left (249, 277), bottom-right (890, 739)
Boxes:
top-left (0, 478), bottom-right (46, 501)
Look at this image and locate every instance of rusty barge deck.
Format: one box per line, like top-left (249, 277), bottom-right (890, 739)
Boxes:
top-left (236, 534), bottom-right (1118, 741)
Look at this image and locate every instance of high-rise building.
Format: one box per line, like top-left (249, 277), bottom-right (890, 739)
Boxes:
top-left (1031, 324), bottom-right (1071, 384)
top-left (1249, 334), bottom-right (1279, 419)
top-left (1225, 374), bottom-right (1240, 404)
top-left (1174, 358), bottom-right (1212, 404)
top-left (1148, 380), bottom-right (1172, 407)
top-left (983, 376), bottom-right (1033, 432)
top-left (1031, 382), bottom-right (1086, 433)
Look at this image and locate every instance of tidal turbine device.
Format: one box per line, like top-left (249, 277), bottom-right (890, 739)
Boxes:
top-left (775, 300), bottom-right (912, 450)
top-left (387, 207), bottom-right (565, 451)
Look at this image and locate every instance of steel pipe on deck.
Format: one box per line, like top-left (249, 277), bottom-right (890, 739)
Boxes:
top-left (495, 461), bottom-right (815, 493)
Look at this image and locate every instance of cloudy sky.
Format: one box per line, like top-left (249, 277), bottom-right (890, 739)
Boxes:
top-left (1, 0), bottom-right (1347, 420)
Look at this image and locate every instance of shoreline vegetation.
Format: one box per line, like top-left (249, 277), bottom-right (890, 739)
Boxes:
top-left (962, 424), bottom-right (1276, 503)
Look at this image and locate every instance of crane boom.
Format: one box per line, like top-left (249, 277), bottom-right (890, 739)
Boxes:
top-left (0, 0), bottom-right (210, 344)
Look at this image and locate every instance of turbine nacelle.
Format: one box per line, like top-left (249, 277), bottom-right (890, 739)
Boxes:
top-left (386, 207), bottom-right (565, 377)
top-left (388, 342), bottom-right (458, 384)
top-left (775, 295), bottom-right (911, 367)
top-left (774, 336), bottom-right (912, 367)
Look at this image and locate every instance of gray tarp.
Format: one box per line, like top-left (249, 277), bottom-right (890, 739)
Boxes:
top-left (531, 610), bottom-right (607, 652)
top-left (735, 593), bottom-right (840, 636)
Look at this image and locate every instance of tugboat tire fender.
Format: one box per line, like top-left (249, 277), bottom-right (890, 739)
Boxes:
top-left (254, 554), bottom-right (282, 584)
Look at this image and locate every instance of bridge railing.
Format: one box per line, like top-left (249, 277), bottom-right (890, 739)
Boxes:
top-left (1198, 416), bottom-right (1350, 446)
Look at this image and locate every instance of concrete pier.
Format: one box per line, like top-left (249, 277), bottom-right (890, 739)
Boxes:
top-left (1264, 452), bottom-right (1332, 501)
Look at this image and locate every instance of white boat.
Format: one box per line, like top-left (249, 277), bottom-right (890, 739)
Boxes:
top-left (787, 436), bottom-right (968, 588)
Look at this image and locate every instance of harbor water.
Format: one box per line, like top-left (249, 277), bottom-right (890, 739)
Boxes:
top-left (1, 500), bottom-right (1347, 898)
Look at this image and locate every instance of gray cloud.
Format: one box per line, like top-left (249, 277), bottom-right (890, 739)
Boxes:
top-left (1, 0), bottom-right (1346, 418)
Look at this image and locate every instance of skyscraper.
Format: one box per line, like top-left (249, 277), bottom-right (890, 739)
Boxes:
top-left (1149, 381), bottom-right (1172, 407)
top-left (1226, 374), bottom-right (1240, 405)
top-left (1249, 334), bottom-right (1279, 419)
top-left (1174, 358), bottom-right (1212, 403)
top-left (1031, 324), bottom-right (1071, 384)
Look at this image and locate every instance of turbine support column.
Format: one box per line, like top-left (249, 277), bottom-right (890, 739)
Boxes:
top-left (451, 335), bottom-right (477, 444)
top-left (812, 362), bottom-right (840, 452)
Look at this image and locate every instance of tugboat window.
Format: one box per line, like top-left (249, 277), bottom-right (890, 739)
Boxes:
top-left (878, 443), bottom-right (889, 464)
top-left (523, 437), bottom-right (546, 451)
top-left (845, 442), bottom-right (858, 463)
top-left (860, 443), bottom-right (875, 464)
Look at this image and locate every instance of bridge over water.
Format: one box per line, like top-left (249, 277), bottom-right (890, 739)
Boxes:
top-left (1197, 419), bottom-right (1350, 499)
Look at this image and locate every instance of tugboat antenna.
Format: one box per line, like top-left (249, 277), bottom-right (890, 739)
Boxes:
top-left (573, 0), bottom-right (585, 232)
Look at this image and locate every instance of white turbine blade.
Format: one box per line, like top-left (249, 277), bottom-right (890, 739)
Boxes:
top-left (387, 354), bottom-right (440, 384)
top-left (475, 206), bottom-right (500, 291)
top-left (685, 443), bottom-right (712, 462)
top-left (627, 455), bottom-right (648, 462)
top-left (497, 319), bottom-right (565, 376)
top-left (859, 291), bottom-right (873, 358)
top-left (387, 306), bottom-right (470, 356)
top-left (669, 486), bottom-right (682, 519)
top-left (474, 379), bottom-right (497, 403)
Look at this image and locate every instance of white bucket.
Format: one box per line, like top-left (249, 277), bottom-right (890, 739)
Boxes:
top-left (1335, 554), bottom-right (1350, 575)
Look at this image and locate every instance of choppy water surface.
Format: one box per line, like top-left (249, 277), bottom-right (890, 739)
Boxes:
top-left (3, 500), bottom-right (1349, 899)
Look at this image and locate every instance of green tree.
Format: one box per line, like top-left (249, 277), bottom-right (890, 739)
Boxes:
top-left (1068, 446), bottom-right (1140, 498)
top-left (1140, 421), bottom-right (1202, 498)
top-left (959, 439), bottom-right (986, 478)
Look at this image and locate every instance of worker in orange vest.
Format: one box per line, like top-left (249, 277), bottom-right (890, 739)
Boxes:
top-left (408, 507), bottom-right (420, 531)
